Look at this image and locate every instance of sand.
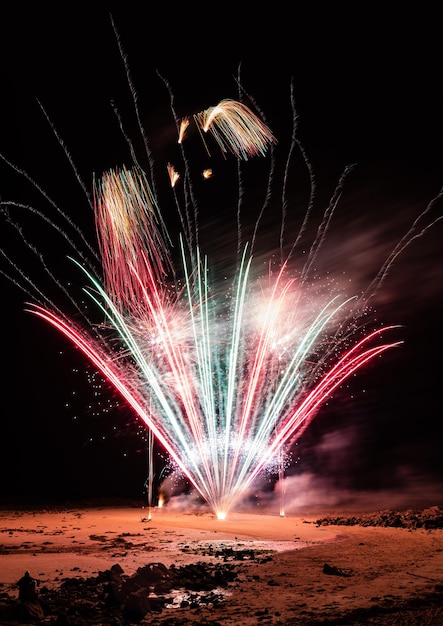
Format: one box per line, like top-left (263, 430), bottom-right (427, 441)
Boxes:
top-left (1, 503), bottom-right (442, 624)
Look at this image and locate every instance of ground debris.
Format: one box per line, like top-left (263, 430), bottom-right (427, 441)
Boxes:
top-left (323, 562), bottom-right (353, 577)
top-left (0, 560), bottom-right (239, 624)
top-left (314, 506), bottom-right (443, 529)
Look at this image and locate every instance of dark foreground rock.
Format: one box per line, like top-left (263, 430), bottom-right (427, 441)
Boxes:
top-left (314, 505), bottom-right (443, 529)
top-left (0, 560), bottom-right (238, 625)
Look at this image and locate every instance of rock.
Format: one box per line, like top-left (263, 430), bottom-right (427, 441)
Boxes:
top-left (315, 506), bottom-right (443, 529)
top-left (17, 570), bottom-right (39, 602)
top-left (18, 600), bottom-right (45, 621)
top-left (123, 588), bottom-right (152, 621)
top-left (323, 563), bottom-right (352, 577)
top-left (0, 559), bottom-right (238, 624)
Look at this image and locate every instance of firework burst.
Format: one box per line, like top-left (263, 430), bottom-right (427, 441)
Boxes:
top-left (1, 42), bottom-right (442, 518)
top-left (22, 159), bottom-right (404, 519)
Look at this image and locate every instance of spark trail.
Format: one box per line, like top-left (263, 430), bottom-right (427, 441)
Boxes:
top-left (1, 64), bottom-right (442, 518)
top-left (24, 161), bottom-right (403, 519)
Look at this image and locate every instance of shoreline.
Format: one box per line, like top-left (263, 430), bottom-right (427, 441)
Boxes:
top-left (1, 504), bottom-right (442, 624)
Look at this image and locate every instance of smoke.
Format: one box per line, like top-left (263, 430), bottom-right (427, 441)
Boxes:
top-left (279, 469), bottom-right (443, 514)
top-left (159, 466), bottom-right (443, 516)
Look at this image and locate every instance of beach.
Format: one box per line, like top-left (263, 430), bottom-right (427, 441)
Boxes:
top-left (0, 503), bottom-right (442, 624)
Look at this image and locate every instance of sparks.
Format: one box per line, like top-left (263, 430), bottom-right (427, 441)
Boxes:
top-left (195, 99), bottom-right (277, 159)
top-left (167, 163), bottom-right (180, 188)
top-left (26, 165), bottom-right (403, 519)
top-left (178, 117), bottom-right (189, 144)
top-left (2, 61), bottom-right (441, 520)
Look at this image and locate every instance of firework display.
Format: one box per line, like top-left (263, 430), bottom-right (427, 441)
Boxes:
top-left (1, 60), bottom-right (442, 518)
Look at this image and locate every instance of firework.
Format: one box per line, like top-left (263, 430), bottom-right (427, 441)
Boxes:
top-left (1, 62), bottom-right (442, 519)
top-left (195, 98), bottom-right (277, 159)
top-left (177, 118), bottom-right (189, 144)
top-left (24, 161), bottom-right (403, 519)
top-left (167, 163), bottom-right (180, 188)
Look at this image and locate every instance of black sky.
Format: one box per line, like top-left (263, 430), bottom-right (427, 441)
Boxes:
top-left (1, 8), bottom-right (442, 510)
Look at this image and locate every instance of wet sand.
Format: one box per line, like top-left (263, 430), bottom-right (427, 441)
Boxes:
top-left (1, 503), bottom-right (442, 624)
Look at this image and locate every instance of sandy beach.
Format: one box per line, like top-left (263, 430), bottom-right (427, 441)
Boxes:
top-left (0, 503), bottom-right (442, 624)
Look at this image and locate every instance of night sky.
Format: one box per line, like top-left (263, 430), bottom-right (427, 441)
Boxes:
top-left (1, 8), bottom-right (442, 510)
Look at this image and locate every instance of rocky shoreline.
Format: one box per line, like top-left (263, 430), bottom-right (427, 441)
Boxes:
top-left (1, 506), bottom-right (442, 625)
top-left (0, 559), bottom-right (242, 624)
top-left (314, 505), bottom-right (443, 529)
